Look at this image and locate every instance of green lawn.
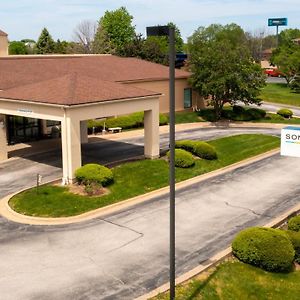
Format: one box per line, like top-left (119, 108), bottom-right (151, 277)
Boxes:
top-left (10, 134), bottom-right (280, 218)
top-left (153, 261), bottom-right (300, 300)
top-left (260, 83), bottom-right (300, 107)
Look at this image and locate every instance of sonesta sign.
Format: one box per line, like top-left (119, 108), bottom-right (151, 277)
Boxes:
top-left (281, 126), bottom-right (300, 158)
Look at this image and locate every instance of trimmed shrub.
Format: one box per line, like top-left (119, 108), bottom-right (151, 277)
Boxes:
top-left (198, 109), bottom-right (218, 122)
top-left (288, 215), bottom-right (300, 232)
top-left (232, 227), bottom-right (295, 272)
top-left (75, 164), bottom-right (113, 187)
top-left (167, 149), bottom-right (195, 168)
top-left (247, 107), bottom-right (267, 120)
top-left (88, 112), bottom-right (168, 133)
top-left (286, 230), bottom-right (300, 264)
top-left (277, 108), bottom-right (293, 118)
top-left (159, 114), bottom-right (169, 125)
top-left (175, 140), bottom-right (217, 160)
top-left (192, 141), bottom-right (217, 160)
top-left (232, 105), bottom-right (246, 114)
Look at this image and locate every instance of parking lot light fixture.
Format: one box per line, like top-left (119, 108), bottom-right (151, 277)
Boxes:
top-left (146, 25), bottom-right (176, 300)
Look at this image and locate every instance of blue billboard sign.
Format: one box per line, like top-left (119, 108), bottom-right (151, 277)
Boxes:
top-left (268, 18), bottom-right (288, 26)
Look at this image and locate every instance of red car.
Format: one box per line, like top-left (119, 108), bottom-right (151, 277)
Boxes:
top-left (264, 68), bottom-right (283, 77)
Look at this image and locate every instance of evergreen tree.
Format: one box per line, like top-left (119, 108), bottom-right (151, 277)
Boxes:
top-left (35, 28), bottom-right (55, 54)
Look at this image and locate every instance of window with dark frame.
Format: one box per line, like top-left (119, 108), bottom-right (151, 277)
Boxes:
top-left (184, 88), bottom-right (192, 108)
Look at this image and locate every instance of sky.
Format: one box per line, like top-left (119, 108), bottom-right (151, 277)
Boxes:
top-left (1, 0), bottom-right (300, 42)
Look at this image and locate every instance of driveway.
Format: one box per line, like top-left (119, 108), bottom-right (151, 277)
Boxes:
top-left (0, 153), bottom-right (299, 299)
top-left (0, 127), bottom-right (280, 199)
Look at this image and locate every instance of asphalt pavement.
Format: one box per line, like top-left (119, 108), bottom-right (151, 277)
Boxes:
top-left (0, 153), bottom-right (300, 299)
top-left (0, 127), bottom-right (280, 199)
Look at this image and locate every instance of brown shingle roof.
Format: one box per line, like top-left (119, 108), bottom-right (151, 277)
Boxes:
top-left (0, 29), bottom-right (7, 36)
top-left (0, 73), bottom-right (161, 106)
top-left (0, 55), bottom-right (190, 90)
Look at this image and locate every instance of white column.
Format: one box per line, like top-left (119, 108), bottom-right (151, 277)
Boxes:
top-left (80, 120), bottom-right (88, 144)
top-left (41, 120), bottom-right (48, 136)
top-left (61, 111), bottom-right (82, 184)
top-left (144, 100), bottom-right (160, 159)
top-left (0, 114), bottom-right (7, 161)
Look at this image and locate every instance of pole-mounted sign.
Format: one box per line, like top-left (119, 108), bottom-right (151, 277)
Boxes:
top-left (268, 18), bottom-right (288, 47)
top-left (268, 18), bottom-right (288, 26)
top-left (281, 127), bottom-right (300, 158)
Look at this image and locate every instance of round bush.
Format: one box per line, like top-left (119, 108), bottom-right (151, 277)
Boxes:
top-left (286, 230), bottom-right (300, 264)
top-left (277, 108), bottom-right (293, 118)
top-left (232, 105), bottom-right (245, 114)
top-left (175, 140), bottom-right (217, 160)
top-left (288, 215), bottom-right (300, 232)
top-left (232, 227), bottom-right (295, 272)
top-left (167, 149), bottom-right (195, 168)
top-left (192, 142), bottom-right (217, 160)
top-left (247, 107), bottom-right (267, 120)
top-left (75, 164), bottom-right (113, 186)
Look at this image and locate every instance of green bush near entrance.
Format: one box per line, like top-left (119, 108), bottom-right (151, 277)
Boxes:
top-left (167, 149), bottom-right (195, 168)
top-left (232, 227), bottom-right (295, 272)
top-left (288, 215), bottom-right (300, 232)
top-left (9, 134), bottom-right (280, 218)
top-left (286, 230), bottom-right (300, 264)
top-left (87, 112), bottom-right (168, 133)
top-left (175, 140), bottom-right (217, 160)
top-left (75, 164), bottom-right (113, 187)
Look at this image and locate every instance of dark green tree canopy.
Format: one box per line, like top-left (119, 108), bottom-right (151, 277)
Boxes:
top-left (188, 23), bottom-right (265, 118)
top-left (93, 7), bottom-right (135, 54)
top-left (9, 41), bottom-right (28, 55)
top-left (271, 28), bottom-right (300, 86)
top-left (35, 28), bottom-right (55, 54)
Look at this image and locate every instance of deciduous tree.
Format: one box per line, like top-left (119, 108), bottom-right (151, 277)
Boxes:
top-left (188, 24), bottom-right (265, 119)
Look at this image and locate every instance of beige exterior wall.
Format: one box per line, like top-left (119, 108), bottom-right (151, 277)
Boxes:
top-left (125, 78), bottom-right (189, 113)
top-left (0, 35), bottom-right (8, 57)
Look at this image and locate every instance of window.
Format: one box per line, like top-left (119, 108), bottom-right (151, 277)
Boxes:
top-left (184, 88), bottom-right (192, 108)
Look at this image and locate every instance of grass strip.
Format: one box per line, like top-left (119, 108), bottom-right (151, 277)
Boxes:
top-left (260, 83), bottom-right (300, 107)
top-left (153, 260), bottom-right (300, 300)
top-left (10, 134), bottom-right (280, 218)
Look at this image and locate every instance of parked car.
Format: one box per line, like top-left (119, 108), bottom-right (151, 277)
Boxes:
top-left (264, 68), bottom-right (283, 77)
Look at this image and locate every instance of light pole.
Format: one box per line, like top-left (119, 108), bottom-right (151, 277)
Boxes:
top-left (146, 25), bottom-right (176, 300)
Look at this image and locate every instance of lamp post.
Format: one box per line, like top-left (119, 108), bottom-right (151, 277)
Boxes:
top-left (146, 25), bottom-right (176, 300)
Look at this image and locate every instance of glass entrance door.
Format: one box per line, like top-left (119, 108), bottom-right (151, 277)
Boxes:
top-left (7, 116), bottom-right (42, 144)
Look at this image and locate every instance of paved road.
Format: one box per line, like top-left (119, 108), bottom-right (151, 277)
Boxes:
top-left (266, 77), bottom-right (286, 84)
top-left (0, 127), bottom-right (280, 199)
top-left (0, 153), bottom-right (300, 299)
top-left (259, 102), bottom-right (300, 116)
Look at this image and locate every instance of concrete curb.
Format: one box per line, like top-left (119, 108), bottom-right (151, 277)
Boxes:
top-left (0, 148), bottom-right (280, 225)
top-left (135, 202), bottom-right (300, 300)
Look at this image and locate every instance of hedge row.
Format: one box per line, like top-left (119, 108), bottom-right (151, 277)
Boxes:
top-left (88, 112), bottom-right (168, 133)
top-left (175, 140), bottom-right (217, 160)
top-left (198, 105), bottom-right (266, 122)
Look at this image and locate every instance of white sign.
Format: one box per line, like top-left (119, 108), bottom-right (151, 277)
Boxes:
top-left (281, 126), bottom-right (300, 158)
top-left (18, 108), bottom-right (33, 114)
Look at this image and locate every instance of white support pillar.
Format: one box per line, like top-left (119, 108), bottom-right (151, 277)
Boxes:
top-left (144, 100), bottom-right (160, 159)
top-left (61, 112), bottom-right (82, 184)
top-left (80, 120), bottom-right (88, 144)
top-left (41, 120), bottom-right (48, 136)
top-left (0, 114), bottom-right (7, 161)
